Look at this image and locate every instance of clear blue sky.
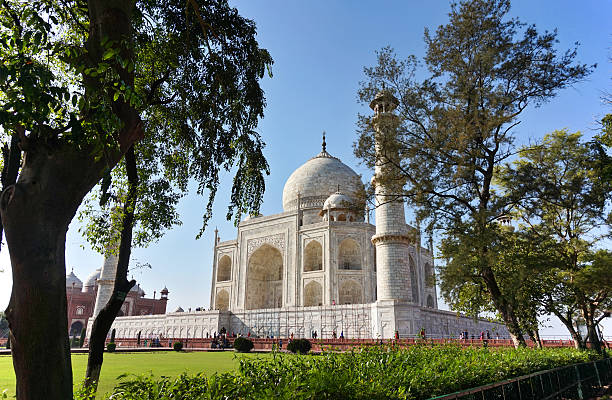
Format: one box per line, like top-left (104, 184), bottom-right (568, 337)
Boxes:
top-left (1, 0), bottom-right (610, 337)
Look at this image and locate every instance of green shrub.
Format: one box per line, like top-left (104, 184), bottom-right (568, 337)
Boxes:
top-left (173, 341), bottom-right (183, 351)
top-left (94, 345), bottom-right (603, 400)
top-left (287, 338), bottom-right (311, 354)
top-left (106, 342), bottom-right (116, 352)
top-left (233, 337), bottom-right (254, 353)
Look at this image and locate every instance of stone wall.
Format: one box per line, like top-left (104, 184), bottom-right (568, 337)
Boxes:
top-left (102, 303), bottom-right (507, 341)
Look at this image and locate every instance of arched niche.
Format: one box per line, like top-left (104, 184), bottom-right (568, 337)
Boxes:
top-left (339, 279), bottom-right (363, 304)
top-left (339, 238), bottom-right (361, 270)
top-left (303, 281), bottom-right (323, 307)
top-left (337, 214), bottom-right (346, 221)
top-left (69, 321), bottom-right (83, 336)
top-left (424, 263), bottom-right (434, 287)
top-left (304, 240), bottom-right (323, 272)
top-left (409, 256), bottom-right (419, 303)
top-left (217, 255), bottom-right (232, 282)
top-left (215, 289), bottom-right (229, 311)
top-left (246, 244), bottom-right (283, 309)
top-left (427, 294), bottom-right (435, 308)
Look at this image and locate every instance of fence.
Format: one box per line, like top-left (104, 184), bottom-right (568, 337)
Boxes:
top-left (429, 357), bottom-right (612, 400)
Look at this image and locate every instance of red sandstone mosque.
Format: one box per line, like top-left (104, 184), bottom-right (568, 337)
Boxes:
top-left (65, 269), bottom-right (168, 337)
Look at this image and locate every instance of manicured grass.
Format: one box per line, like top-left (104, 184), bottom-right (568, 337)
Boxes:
top-left (0, 351), bottom-right (268, 398)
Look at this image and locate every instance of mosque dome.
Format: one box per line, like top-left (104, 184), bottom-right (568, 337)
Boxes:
top-left (282, 135), bottom-right (364, 212)
top-left (82, 268), bottom-right (101, 292)
top-left (66, 270), bottom-right (83, 289)
top-left (130, 284), bottom-right (145, 297)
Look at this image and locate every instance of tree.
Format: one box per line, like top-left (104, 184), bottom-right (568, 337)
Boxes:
top-left (355, 0), bottom-right (593, 347)
top-left (0, 0), bottom-right (272, 398)
top-left (499, 130), bottom-right (612, 352)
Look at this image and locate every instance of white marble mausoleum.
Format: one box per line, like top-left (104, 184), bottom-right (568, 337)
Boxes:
top-left (102, 91), bottom-right (508, 340)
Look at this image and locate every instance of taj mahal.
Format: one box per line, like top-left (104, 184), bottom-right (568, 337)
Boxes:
top-left (92, 90), bottom-right (507, 340)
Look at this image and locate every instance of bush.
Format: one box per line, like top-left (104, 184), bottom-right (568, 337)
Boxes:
top-left (91, 345), bottom-right (603, 400)
top-left (106, 342), bottom-right (116, 352)
top-left (287, 338), bottom-right (311, 354)
top-left (173, 341), bottom-right (183, 351)
top-left (233, 337), bottom-right (254, 353)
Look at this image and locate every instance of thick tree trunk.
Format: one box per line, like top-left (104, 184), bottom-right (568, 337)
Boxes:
top-left (0, 129), bottom-right (23, 253)
top-left (2, 144), bottom-right (107, 399)
top-left (85, 146), bottom-right (138, 390)
top-left (585, 320), bottom-right (602, 354)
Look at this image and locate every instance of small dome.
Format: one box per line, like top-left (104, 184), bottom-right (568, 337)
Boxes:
top-left (66, 270), bottom-right (83, 289)
top-left (83, 268), bottom-right (101, 291)
top-left (282, 146), bottom-right (363, 212)
top-left (130, 284), bottom-right (145, 297)
top-left (323, 191), bottom-right (353, 210)
top-left (161, 286), bottom-right (169, 294)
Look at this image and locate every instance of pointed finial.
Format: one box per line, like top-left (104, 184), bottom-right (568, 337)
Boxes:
top-left (382, 82), bottom-right (386, 90)
top-left (337, 184), bottom-right (340, 192)
top-left (322, 131), bottom-right (327, 152)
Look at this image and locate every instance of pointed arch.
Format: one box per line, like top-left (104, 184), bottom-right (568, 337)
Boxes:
top-left (339, 279), bottom-right (363, 304)
top-left (303, 281), bottom-right (323, 306)
top-left (339, 238), bottom-right (361, 270)
top-left (409, 256), bottom-right (419, 303)
top-left (217, 255), bottom-right (232, 282)
top-left (246, 244), bottom-right (283, 309)
top-left (427, 294), bottom-right (435, 308)
top-left (215, 289), bottom-right (229, 311)
top-left (304, 240), bottom-right (323, 272)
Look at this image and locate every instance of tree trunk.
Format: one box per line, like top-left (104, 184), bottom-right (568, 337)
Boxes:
top-left (85, 146), bottom-right (138, 390)
top-left (585, 320), bottom-right (602, 354)
top-left (2, 144), bottom-right (106, 399)
top-left (551, 308), bottom-right (585, 349)
top-left (533, 328), bottom-right (543, 349)
top-left (0, 129), bottom-right (23, 254)
top-left (481, 267), bottom-right (526, 348)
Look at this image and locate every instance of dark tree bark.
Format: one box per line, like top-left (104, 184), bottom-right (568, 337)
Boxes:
top-left (2, 142), bottom-right (118, 399)
top-left (2, 0), bottom-right (143, 397)
top-left (85, 146), bottom-right (138, 390)
top-left (481, 266), bottom-right (527, 348)
top-left (0, 128), bottom-right (23, 253)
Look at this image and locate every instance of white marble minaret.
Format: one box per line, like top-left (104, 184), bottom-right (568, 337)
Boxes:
top-left (92, 241), bottom-right (119, 318)
top-left (370, 89), bottom-right (414, 302)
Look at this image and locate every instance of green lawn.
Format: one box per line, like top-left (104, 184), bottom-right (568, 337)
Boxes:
top-left (0, 351), bottom-right (268, 398)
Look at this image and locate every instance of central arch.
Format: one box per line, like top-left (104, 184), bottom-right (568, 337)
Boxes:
top-left (246, 244), bottom-right (283, 309)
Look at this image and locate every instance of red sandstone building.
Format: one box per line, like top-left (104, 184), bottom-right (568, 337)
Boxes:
top-left (66, 269), bottom-right (168, 337)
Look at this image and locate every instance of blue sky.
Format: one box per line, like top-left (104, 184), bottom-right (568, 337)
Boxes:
top-left (1, 0), bottom-right (611, 337)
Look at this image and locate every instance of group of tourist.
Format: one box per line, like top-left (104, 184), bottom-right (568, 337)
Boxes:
top-left (459, 330), bottom-right (493, 340)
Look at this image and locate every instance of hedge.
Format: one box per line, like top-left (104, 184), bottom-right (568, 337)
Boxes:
top-left (89, 345), bottom-right (603, 400)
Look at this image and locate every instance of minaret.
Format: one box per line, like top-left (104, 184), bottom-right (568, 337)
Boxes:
top-left (370, 89), bottom-right (413, 302)
top-left (92, 239), bottom-right (120, 318)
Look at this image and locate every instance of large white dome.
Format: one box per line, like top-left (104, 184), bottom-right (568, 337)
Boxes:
top-left (282, 147), bottom-right (363, 212)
